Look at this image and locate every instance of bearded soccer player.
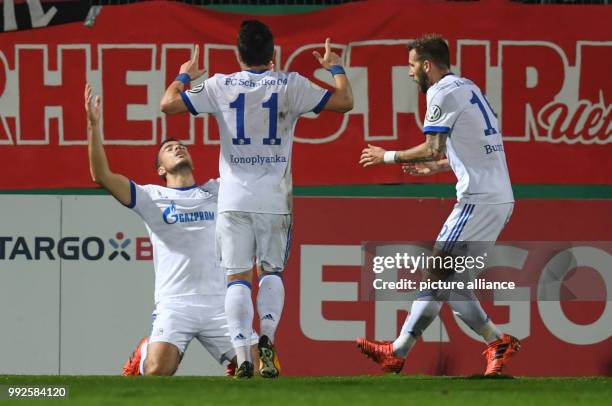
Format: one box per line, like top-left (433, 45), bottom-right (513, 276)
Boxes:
top-left (357, 34), bottom-right (520, 376)
top-left (84, 84), bottom-right (256, 377)
top-left (161, 20), bottom-right (353, 377)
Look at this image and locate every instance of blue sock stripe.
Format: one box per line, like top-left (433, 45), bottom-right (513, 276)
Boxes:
top-left (443, 204), bottom-right (470, 253)
top-left (227, 280), bottom-right (252, 289)
top-left (446, 204), bottom-right (475, 254)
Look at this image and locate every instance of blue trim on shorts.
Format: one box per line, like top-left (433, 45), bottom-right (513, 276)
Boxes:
top-left (227, 280), bottom-right (252, 289)
top-left (442, 204), bottom-right (469, 253)
top-left (283, 218), bottom-right (293, 266)
top-left (446, 204), bottom-right (475, 254)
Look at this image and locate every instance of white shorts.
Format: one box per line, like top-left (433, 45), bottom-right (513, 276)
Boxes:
top-left (149, 295), bottom-right (258, 363)
top-left (216, 211), bottom-right (292, 276)
top-left (435, 202), bottom-right (514, 255)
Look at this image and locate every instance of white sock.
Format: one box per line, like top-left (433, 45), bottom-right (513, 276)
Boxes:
top-left (139, 341), bottom-right (148, 375)
top-left (477, 319), bottom-right (503, 344)
top-left (393, 298), bottom-right (442, 358)
top-left (448, 300), bottom-right (502, 344)
top-left (392, 333), bottom-right (417, 358)
top-left (257, 273), bottom-right (284, 343)
top-left (225, 282), bottom-right (254, 365)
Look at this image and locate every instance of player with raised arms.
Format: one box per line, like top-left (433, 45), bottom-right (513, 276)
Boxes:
top-left (84, 84), bottom-right (256, 377)
top-left (161, 20), bottom-right (353, 378)
top-left (357, 34), bottom-right (520, 376)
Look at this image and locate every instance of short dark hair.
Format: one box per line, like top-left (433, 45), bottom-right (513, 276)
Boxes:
top-left (409, 34), bottom-right (450, 69)
top-left (237, 20), bottom-right (274, 67)
top-left (156, 138), bottom-right (182, 180)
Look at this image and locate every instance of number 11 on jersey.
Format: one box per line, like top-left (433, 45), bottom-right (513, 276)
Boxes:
top-left (230, 93), bottom-right (280, 146)
top-left (470, 91), bottom-right (497, 136)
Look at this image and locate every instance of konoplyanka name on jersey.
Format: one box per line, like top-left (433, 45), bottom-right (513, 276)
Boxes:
top-left (162, 201), bottom-right (215, 225)
top-left (229, 154), bottom-right (288, 166)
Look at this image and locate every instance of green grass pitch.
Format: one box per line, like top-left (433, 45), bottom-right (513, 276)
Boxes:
top-left (1, 375), bottom-right (610, 405)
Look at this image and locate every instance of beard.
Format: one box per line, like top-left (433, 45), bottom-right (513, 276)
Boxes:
top-left (168, 159), bottom-right (193, 175)
top-left (416, 68), bottom-right (430, 93)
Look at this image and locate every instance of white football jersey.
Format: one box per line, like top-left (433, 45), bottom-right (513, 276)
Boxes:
top-left (129, 179), bottom-right (224, 304)
top-left (423, 74), bottom-right (514, 204)
top-left (182, 70), bottom-right (330, 214)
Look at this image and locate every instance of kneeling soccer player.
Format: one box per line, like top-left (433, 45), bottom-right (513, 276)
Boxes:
top-left (84, 84), bottom-right (256, 376)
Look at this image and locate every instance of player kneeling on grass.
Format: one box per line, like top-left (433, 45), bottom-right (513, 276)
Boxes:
top-left (84, 84), bottom-right (257, 376)
top-left (357, 34), bottom-right (520, 376)
top-left (160, 20), bottom-right (353, 378)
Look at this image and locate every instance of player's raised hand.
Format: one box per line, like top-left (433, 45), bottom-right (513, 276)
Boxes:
top-left (313, 38), bottom-right (343, 70)
top-left (179, 45), bottom-right (206, 81)
top-left (84, 83), bottom-right (100, 125)
top-left (360, 144), bottom-right (386, 168)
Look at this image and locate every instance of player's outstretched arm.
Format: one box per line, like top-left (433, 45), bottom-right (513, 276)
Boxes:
top-left (312, 38), bottom-right (353, 113)
top-left (85, 83), bottom-right (131, 206)
top-left (359, 132), bottom-right (448, 167)
top-left (161, 45), bottom-right (206, 115)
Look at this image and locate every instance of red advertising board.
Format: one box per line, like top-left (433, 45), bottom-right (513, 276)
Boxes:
top-left (0, 1), bottom-right (611, 188)
top-left (277, 197), bottom-right (612, 376)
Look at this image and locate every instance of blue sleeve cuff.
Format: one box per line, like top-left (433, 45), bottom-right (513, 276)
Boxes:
top-left (180, 91), bottom-right (199, 116)
top-left (126, 180), bottom-right (136, 209)
top-left (312, 90), bottom-right (332, 114)
top-left (423, 125), bottom-right (450, 134)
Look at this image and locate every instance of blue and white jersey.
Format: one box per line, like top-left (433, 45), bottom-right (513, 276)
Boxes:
top-left (128, 179), bottom-right (224, 304)
top-left (182, 70), bottom-right (330, 214)
top-left (423, 74), bottom-right (514, 204)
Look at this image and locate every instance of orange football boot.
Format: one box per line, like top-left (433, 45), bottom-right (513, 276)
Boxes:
top-left (121, 336), bottom-right (149, 376)
top-left (482, 334), bottom-right (521, 376)
top-left (356, 337), bottom-right (405, 373)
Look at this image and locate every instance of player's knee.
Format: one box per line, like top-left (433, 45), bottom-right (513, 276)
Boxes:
top-left (143, 358), bottom-right (176, 376)
top-left (227, 270), bottom-right (252, 282)
top-left (259, 261), bottom-right (283, 274)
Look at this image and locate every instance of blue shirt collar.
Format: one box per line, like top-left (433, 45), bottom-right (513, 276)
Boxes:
top-left (169, 184), bottom-right (197, 191)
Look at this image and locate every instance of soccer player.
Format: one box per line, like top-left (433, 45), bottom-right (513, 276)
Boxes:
top-left (84, 84), bottom-right (255, 377)
top-left (161, 20), bottom-right (353, 377)
top-left (357, 34), bottom-right (520, 376)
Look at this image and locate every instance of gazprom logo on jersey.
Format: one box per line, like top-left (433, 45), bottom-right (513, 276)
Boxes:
top-left (0, 233), bottom-right (153, 261)
top-left (162, 201), bottom-right (214, 225)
